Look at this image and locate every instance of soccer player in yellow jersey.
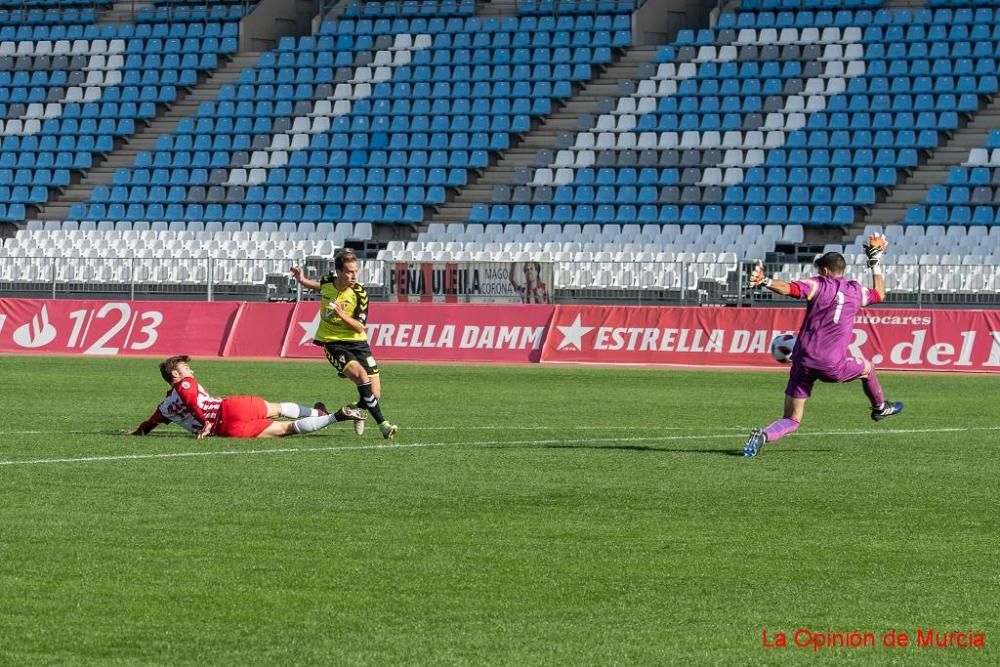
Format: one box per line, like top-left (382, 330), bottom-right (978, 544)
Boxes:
top-left (290, 250), bottom-right (399, 439)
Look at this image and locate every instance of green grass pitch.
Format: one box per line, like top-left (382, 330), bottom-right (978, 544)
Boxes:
top-left (1, 355), bottom-right (998, 665)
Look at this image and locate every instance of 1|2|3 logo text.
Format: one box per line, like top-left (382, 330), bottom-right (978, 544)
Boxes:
top-left (4, 302), bottom-right (164, 355)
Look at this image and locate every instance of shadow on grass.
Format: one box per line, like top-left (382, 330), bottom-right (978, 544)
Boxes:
top-left (496, 443), bottom-right (833, 457)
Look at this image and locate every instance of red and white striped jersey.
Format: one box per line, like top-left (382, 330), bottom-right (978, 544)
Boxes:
top-left (136, 376), bottom-right (223, 435)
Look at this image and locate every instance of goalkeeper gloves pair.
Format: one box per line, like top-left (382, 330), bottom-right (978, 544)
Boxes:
top-left (749, 233), bottom-right (889, 289)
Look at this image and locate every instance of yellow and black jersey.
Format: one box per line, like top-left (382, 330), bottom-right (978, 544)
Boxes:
top-left (314, 274), bottom-right (369, 343)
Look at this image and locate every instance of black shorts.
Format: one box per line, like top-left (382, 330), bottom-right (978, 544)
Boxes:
top-left (320, 340), bottom-right (380, 377)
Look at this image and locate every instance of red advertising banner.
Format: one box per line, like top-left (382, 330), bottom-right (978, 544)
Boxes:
top-left (540, 305), bottom-right (1000, 372)
top-left (282, 301), bottom-right (554, 362)
top-left (0, 298), bottom-right (241, 357)
top-left (3, 297), bottom-right (998, 372)
top-left (222, 302), bottom-right (295, 358)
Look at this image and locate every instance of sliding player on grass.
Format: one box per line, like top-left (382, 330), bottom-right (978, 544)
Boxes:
top-left (131, 355), bottom-right (363, 439)
top-left (743, 234), bottom-right (904, 458)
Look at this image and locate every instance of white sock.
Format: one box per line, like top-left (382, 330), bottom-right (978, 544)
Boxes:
top-left (291, 414), bottom-right (337, 434)
top-left (280, 402), bottom-right (317, 419)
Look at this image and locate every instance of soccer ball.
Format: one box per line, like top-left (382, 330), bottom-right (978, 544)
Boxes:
top-left (770, 334), bottom-right (796, 364)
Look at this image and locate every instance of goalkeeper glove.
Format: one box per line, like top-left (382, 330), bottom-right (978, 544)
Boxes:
top-left (863, 233), bottom-right (888, 272)
top-left (749, 260), bottom-right (772, 289)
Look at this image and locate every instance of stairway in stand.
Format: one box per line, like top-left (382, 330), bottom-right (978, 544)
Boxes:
top-left (31, 52), bottom-right (263, 224)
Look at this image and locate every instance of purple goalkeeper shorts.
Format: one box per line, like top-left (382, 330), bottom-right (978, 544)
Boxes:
top-left (785, 357), bottom-right (869, 399)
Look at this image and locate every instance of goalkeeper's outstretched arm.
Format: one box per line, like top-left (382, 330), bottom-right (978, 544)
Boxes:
top-left (870, 266), bottom-right (886, 301)
top-left (863, 233), bottom-right (888, 301)
top-left (761, 276), bottom-right (795, 296)
top-left (748, 260), bottom-right (794, 296)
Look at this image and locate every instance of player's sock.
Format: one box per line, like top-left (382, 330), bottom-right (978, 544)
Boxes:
top-left (292, 414), bottom-right (338, 434)
top-left (356, 382), bottom-right (387, 424)
top-left (861, 369), bottom-right (885, 409)
top-left (763, 418), bottom-right (800, 443)
top-left (280, 402), bottom-right (321, 418)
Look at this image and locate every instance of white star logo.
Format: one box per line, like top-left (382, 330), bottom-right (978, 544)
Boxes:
top-left (298, 312), bottom-right (320, 344)
top-left (556, 314), bottom-right (593, 351)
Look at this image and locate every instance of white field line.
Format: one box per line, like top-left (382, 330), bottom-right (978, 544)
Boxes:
top-left (0, 426), bottom-right (998, 467)
top-left (0, 425), bottom-right (712, 435)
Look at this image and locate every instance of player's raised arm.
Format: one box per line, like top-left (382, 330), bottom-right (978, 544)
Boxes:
top-left (863, 233), bottom-right (887, 302)
top-left (749, 260), bottom-right (796, 297)
top-left (289, 265), bottom-right (321, 292)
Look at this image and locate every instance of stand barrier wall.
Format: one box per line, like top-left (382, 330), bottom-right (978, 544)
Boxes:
top-left (2, 298), bottom-right (999, 372)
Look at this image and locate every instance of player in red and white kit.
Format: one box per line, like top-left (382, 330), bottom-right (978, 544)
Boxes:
top-left (131, 355), bottom-right (364, 439)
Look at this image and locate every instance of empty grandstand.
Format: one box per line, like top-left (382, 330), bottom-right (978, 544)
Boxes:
top-left (1, 0), bottom-right (998, 306)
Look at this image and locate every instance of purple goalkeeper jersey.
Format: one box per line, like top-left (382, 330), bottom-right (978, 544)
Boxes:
top-left (789, 274), bottom-right (879, 369)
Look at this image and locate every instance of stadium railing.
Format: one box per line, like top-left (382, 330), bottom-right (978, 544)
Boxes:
top-left (2, 255), bottom-right (997, 307)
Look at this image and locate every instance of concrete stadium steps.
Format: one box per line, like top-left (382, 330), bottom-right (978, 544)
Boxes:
top-left (856, 95), bottom-right (1000, 236)
top-left (425, 44), bottom-right (662, 225)
top-left (32, 52), bottom-right (263, 224)
top-left (97, 0), bottom-right (154, 25)
top-left (477, 0), bottom-right (519, 16)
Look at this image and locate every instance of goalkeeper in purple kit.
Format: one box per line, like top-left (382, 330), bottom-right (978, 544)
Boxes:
top-left (743, 233), bottom-right (904, 458)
